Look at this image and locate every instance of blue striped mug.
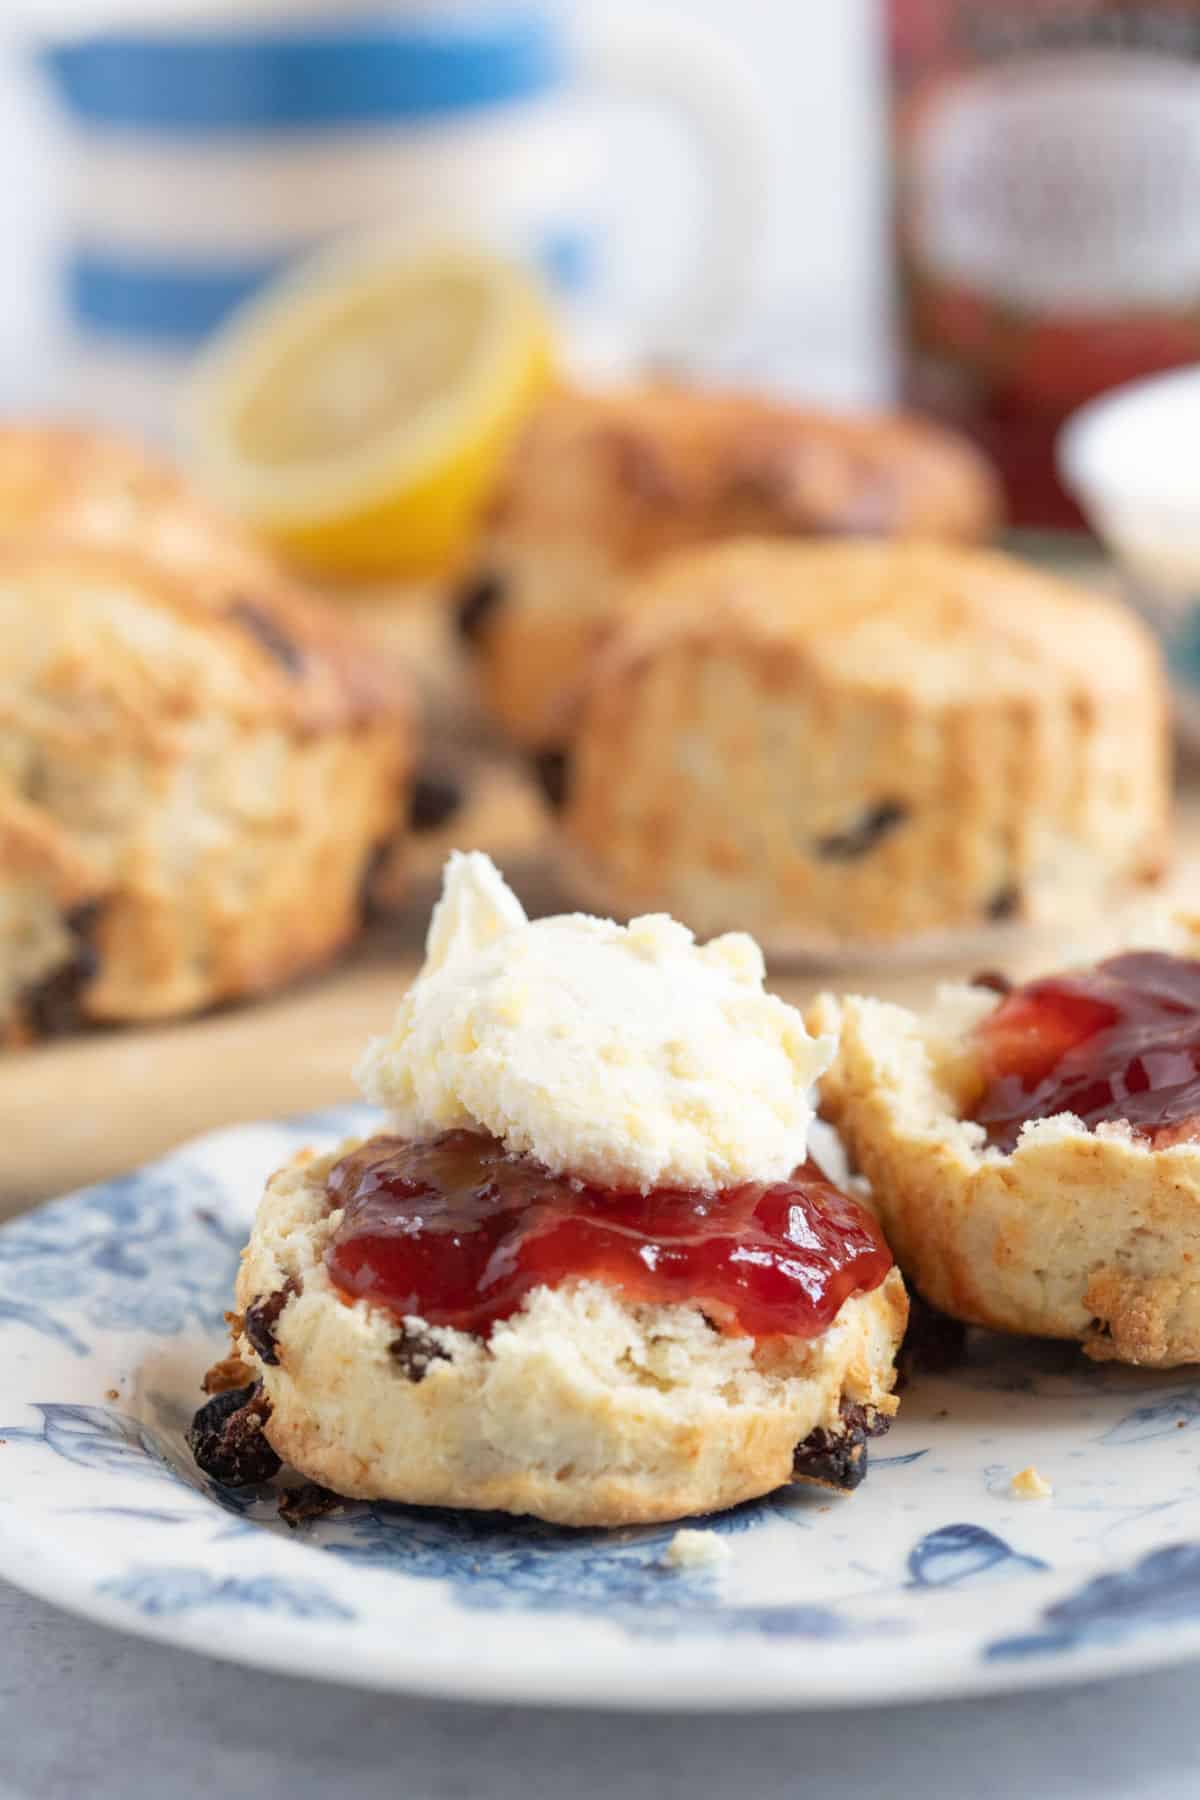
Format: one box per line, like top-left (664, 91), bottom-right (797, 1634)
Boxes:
top-left (34, 2), bottom-right (768, 434)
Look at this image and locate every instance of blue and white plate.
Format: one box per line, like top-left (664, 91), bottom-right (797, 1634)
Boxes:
top-left (4, 1106), bottom-right (1200, 1710)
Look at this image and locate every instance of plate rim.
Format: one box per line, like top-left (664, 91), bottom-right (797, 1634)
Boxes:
top-left (4, 1109), bottom-right (1200, 1711)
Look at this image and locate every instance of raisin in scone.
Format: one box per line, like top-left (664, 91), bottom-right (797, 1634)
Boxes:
top-left (455, 384), bottom-right (1003, 751)
top-left (199, 853), bottom-right (906, 1526)
top-left (812, 924), bottom-right (1200, 1367)
top-left (0, 537), bottom-right (413, 1042)
top-left (555, 539), bottom-right (1169, 954)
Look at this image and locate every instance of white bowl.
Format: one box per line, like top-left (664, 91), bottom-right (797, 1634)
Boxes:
top-left (1059, 365), bottom-right (1200, 743)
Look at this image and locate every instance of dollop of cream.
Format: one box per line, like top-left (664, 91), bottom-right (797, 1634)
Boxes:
top-left (357, 852), bottom-right (835, 1193)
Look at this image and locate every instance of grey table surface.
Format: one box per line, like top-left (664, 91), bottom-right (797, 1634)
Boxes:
top-left (2, 1579), bottom-right (1199, 1800)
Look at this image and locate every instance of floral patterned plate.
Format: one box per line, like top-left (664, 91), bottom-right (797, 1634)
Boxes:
top-left (4, 1105), bottom-right (1200, 1710)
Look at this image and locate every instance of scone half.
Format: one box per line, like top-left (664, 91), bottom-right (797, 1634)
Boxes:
top-left (812, 938), bottom-right (1200, 1369)
top-left (222, 1141), bottom-right (907, 1528)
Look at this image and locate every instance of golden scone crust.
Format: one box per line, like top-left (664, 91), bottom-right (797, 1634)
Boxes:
top-left (0, 536), bottom-right (413, 1040)
top-left (459, 384), bottom-right (1004, 747)
top-left (0, 422), bottom-right (284, 597)
top-left (811, 938), bottom-right (1200, 1368)
top-left (558, 540), bottom-right (1170, 953)
top-left (231, 1141), bottom-right (907, 1527)
top-left (0, 790), bottom-right (101, 1043)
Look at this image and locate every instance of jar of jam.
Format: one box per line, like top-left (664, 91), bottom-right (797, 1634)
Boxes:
top-left (889, 0), bottom-right (1200, 526)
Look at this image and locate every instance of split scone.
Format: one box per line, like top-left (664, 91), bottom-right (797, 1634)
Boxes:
top-left (193, 853), bottom-right (906, 1526)
top-left (0, 537), bottom-right (413, 1043)
top-left (555, 540), bottom-right (1170, 954)
top-left (813, 930), bottom-right (1200, 1367)
top-left (455, 383), bottom-right (1002, 752)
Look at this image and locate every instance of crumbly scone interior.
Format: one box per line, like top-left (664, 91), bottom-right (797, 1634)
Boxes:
top-left (815, 974), bottom-right (1200, 1182)
top-left (811, 923), bottom-right (1200, 1367)
top-left (225, 1140), bottom-right (906, 1525)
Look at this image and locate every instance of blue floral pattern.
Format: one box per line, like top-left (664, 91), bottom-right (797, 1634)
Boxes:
top-left (0, 1105), bottom-right (372, 1358)
top-left (906, 1524), bottom-right (1048, 1589)
top-left (987, 1544), bottom-right (1200, 1660)
top-left (0, 1169), bottom-right (242, 1352)
top-left (314, 1500), bottom-right (898, 1640)
top-left (4, 1108), bottom-right (1200, 1703)
top-left (1103, 1391), bottom-right (1200, 1444)
top-left (98, 1566), bottom-right (354, 1622)
top-left (0, 1403), bottom-right (257, 1516)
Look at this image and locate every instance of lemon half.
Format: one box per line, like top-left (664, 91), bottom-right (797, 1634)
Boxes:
top-left (183, 242), bottom-right (553, 579)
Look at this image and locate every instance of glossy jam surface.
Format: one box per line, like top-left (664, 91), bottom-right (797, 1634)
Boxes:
top-left (969, 951), bottom-right (1200, 1153)
top-left (324, 1130), bottom-right (892, 1339)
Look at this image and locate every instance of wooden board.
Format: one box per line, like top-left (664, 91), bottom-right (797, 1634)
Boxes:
top-left (5, 590), bottom-right (1197, 1213)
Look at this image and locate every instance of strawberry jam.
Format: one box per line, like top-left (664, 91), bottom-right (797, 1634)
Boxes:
top-left (969, 952), bottom-right (1200, 1154)
top-left (324, 1130), bottom-right (892, 1340)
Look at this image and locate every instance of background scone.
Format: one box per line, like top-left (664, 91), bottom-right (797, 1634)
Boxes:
top-left (0, 537), bottom-right (413, 1042)
top-left (556, 540), bottom-right (1170, 954)
top-left (811, 927), bottom-right (1200, 1368)
top-left (456, 384), bottom-right (1003, 750)
top-left (0, 422), bottom-right (287, 597)
top-left (225, 1142), bottom-right (907, 1527)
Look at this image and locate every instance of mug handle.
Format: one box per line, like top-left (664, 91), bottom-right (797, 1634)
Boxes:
top-left (577, 11), bottom-right (770, 360)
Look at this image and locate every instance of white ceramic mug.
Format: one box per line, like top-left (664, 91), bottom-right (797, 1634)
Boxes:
top-left (34, 1), bottom-right (769, 434)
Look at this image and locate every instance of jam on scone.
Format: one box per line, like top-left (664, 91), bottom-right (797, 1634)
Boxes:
top-left (814, 934), bottom-right (1200, 1370)
top-left (325, 1130), bottom-right (892, 1340)
top-left (193, 853), bottom-right (907, 1526)
top-left (969, 951), bottom-right (1200, 1153)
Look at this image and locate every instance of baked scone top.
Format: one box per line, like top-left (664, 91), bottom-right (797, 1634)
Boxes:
top-left (558, 538), bottom-right (1168, 950)
top-left (484, 385), bottom-right (1002, 565)
top-left (0, 423), bottom-right (277, 588)
top-left (0, 424), bottom-right (164, 523)
top-left (598, 539), bottom-right (1165, 706)
top-left (0, 534), bottom-right (403, 743)
top-left (0, 423), bottom-right (408, 734)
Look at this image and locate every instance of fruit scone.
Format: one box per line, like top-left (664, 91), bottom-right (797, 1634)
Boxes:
top-left (192, 852), bottom-right (907, 1527)
top-left (0, 535), bottom-right (414, 1044)
top-left (553, 539), bottom-right (1170, 955)
top-left (812, 925), bottom-right (1200, 1368)
top-left (454, 383), bottom-right (1002, 758)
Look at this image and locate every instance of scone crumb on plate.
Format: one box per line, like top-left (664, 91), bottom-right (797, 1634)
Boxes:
top-left (663, 1529), bottom-right (731, 1571)
top-left (1011, 1466), bottom-right (1053, 1500)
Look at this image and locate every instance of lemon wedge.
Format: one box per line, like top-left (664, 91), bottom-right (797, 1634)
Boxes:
top-left (183, 242), bottom-right (554, 580)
